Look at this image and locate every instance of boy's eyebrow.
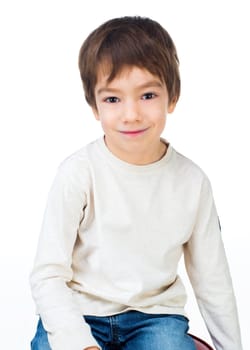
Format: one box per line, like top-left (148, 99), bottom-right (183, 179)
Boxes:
top-left (138, 80), bottom-right (163, 90)
top-left (96, 87), bottom-right (121, 95)
top-left (96, 80), bottom-right (163, 95)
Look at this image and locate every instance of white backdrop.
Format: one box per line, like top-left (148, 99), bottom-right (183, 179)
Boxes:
top-left (0, 1), bottom-right (249, 349)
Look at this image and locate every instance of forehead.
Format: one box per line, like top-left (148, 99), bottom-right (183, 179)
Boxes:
top-left (95, 64), bottom-right (164, 91)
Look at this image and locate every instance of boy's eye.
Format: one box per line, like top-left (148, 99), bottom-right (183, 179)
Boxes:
top-left (142, 92), bottom-right (156, 100)
top-left (105, 96), bottom-right (120, 103)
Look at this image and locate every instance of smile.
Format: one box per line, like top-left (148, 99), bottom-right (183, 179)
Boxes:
top-left (119, 128), bottom-right (149, 136)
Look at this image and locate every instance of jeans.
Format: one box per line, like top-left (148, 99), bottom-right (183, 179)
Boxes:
top-left (31, 310), bottom-right (196, 350)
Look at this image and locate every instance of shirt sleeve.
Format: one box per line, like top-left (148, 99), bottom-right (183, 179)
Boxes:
top-left (30, 158), bottom-right (100, 350)
top-left (184, 176), bottom-right (242, 350)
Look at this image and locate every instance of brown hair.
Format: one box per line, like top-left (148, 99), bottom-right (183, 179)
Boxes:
top-left (78, 16), bottom-right (180, 109)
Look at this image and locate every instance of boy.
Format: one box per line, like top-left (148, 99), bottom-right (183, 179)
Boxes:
top-left (30, 16), bottom-right (242, 350)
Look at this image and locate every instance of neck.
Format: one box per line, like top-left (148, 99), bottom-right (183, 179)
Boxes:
top-left (104, 137), bottom-right (168, 165)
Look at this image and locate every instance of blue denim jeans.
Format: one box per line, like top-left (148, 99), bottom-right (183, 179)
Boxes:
top-left (31, 310), bottom-right (196, 350)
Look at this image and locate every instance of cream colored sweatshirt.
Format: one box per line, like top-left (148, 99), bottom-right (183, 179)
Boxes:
top-left (30, 137), bottom-right (242, 350)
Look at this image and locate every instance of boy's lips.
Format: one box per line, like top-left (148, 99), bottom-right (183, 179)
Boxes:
top-left (119, 127), bottom-right (149, 136)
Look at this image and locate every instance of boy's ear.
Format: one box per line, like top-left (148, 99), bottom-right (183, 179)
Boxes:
top-left (92, 107), bottom-right (100, 120)
top-left (168, 97), bottom-right (177, 113)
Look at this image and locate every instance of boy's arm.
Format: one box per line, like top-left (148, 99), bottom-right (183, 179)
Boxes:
top-left (183, 177), bottom-right (242, 350)
top-left (30, 159), bottom-right (100, 350)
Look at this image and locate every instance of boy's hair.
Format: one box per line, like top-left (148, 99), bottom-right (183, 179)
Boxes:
top-left (78, 16), bottom-right (180, 109)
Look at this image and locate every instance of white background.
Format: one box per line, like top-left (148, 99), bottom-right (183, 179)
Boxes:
top-left (0, 0), bottom-right (249, 349)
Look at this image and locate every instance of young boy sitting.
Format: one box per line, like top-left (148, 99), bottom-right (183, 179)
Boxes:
top-left (30, 16), bottom-right (242, 350)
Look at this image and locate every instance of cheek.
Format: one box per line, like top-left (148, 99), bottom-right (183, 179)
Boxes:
top-left (153, 110), bottom-right (167, 130)
top-left (147, 98), bottom-right (168, 116)
top-left (158, 116), bottom-right (167, 129)
top-left (150, 105), bottom-right (167, 122)
top-left (99, 114), bottom-right (116, 130)
top-left (99, 105), bottom-right (121, 124)
top-left (92, 107), bottom-right (100, 121)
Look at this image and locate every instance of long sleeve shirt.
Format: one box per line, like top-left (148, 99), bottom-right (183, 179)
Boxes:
top-left (30, 137), bottom-right (242, 350)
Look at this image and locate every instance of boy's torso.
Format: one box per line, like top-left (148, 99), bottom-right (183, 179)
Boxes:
top-left (62, 137), bottom-right (205, 316)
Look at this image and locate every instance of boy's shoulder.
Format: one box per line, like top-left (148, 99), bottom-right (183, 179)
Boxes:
top-left (56, 138), bottom-right (101, 179)
top-left (54, 141), bottom-right (97, 186)
top-left (171, 146), bottom-right (210, 184)
top-left (59, 145), bottom-right (89, 172)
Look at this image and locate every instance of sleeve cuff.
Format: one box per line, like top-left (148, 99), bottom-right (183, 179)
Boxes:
top-left (48, 324), bottom-right (101, 350)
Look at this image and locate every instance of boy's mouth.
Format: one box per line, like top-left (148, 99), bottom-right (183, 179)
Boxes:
top-left (119, 128), bottom-right (149, 136)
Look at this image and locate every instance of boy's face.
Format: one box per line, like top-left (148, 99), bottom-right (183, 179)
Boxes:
top-left (93, 65), bottom-right (176, 165)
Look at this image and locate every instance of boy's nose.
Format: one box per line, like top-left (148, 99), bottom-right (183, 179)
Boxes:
top-left (121, 101), bottom-right (142, 123)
